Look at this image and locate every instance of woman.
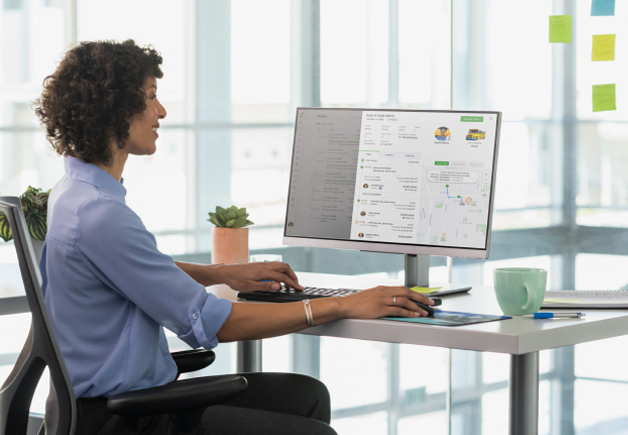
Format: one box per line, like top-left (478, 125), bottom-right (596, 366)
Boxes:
top-left (34, 40), bottom-right (433, 435)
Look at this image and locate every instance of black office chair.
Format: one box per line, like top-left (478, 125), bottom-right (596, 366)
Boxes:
top-left (0, 197), bottom-right (248, 435)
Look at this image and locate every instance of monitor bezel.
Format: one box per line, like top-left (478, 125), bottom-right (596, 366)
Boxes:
top-left (282, 107), bottom-right (502, 260)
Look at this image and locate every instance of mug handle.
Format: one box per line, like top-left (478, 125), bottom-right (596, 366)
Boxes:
top-left (521, 282), bottom-right (536, 311)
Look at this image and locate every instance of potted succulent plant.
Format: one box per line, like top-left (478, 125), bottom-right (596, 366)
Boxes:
top-left (207, 205), bottom-right (254, 264)
top-left (0, 186), bottom-right (51, 262)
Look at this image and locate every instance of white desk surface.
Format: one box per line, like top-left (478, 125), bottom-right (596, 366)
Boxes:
top-left (208, 272), bottom-right (628, 355)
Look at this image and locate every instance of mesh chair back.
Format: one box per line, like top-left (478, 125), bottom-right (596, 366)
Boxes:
top-left (0, 197), bottom-right (76, 435)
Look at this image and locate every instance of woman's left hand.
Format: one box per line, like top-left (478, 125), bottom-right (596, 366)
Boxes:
top-left (214, 261), bottom-right (303, 292)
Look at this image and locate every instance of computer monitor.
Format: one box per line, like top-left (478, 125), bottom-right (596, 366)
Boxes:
top-left (283, 108), bottom-right (501, 289)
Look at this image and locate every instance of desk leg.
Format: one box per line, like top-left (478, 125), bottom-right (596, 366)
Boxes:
top-left (237, 340), bottom-right (262, 372)
top-left (509, 352), bottom-right (539, 435)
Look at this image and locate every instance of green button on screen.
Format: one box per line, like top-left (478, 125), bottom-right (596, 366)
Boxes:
top-left (461, 116), bottom-right (483, 122)
top-left (435, 161), bottom-right (449, 166)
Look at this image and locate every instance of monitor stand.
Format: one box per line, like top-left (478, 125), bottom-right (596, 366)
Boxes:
top-left (404, 254), bottom-right (472, 293)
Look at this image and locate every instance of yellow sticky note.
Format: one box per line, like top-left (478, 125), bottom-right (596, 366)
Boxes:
top-left (411, 286), bottom-right (443, 294)
top-left (592, 84), bottom-right (617, 112)
top-left (592, 34), bottom-right (615, 61)
top-left (549, 15), bottom-right (572, 43)
top-left (543, 298), bottom-right (581, 304)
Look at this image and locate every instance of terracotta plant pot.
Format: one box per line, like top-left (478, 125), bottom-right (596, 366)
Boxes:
top-left (211, 227), bottom-right (249, 264)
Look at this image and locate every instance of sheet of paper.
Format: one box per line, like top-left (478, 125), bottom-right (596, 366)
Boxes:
top-left (592, 84), bottom-right (617, 112)
top-left (411, 286), bottom-right (443, 294)
top-left (592, 34), bottom-right (616, 61)
top-left (591, 0), bottom-right (615, 16)
top-left (549, 15), bottom-right (572, 43)
top-left (543, 298), bottom-right (582, 304)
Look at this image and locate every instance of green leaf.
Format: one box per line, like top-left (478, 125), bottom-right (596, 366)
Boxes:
top-left (27, 213), bottom-right (47, 240)
top-left (215, 213), bottom-right (229, 226)
top-left (237, 207), bottom-right (247, 218)
top-left (0, 212), bottom-right (12, 242)
top-left (208, 215), bottom-right (222, 227)
top-left (233, 217), bottom-right (247, 228)
top-left (227, 210), bottom-right (237, 219)
top-left (216, 206), bottom-right (226, 216)
top-left (225, 219), bottom-right (236, 227)
top-left (244, 220), bottom-right (254, 227)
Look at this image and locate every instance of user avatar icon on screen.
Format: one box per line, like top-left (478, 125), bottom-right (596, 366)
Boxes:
top-left (360, 211), bottom-right (366, 217)
top-left (363, 183), bottom-right (369, 188)
top-left (358, 232), bottom-right (364, 238)
top-left (435, 127), bottom-right (450, 141)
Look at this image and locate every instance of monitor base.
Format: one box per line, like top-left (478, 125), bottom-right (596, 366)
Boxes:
top-left (404, 254), bottom-right (472, 295)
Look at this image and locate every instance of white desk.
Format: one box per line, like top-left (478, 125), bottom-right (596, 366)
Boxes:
top-left (210, 272), bottom-right (628, 435)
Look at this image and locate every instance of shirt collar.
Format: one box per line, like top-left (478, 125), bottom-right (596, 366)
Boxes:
top-left (64, 156), bottom-right (127, 199)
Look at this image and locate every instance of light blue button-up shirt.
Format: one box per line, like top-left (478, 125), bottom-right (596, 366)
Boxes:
top-left (41, 156), bottom-right (232, 398)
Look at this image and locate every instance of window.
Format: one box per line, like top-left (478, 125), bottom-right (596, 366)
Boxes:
top-left (2, 1), bottom-right (628, 433)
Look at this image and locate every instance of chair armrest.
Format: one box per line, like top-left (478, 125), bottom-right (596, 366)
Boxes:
top-left (107, 374), bottom-right (247, 417)
top-left (171, 349), bottom-right (216, 374)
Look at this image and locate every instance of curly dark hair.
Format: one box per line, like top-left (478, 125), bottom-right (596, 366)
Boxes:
top-left (33, 40), bottom-right (163, 165)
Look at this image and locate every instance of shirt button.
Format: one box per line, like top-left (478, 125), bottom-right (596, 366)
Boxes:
top-left (192, 313), bottom-right (199, 320)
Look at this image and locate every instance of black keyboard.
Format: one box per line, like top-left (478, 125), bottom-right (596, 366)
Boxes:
top-left (237, 286), bottom-right (360, 302)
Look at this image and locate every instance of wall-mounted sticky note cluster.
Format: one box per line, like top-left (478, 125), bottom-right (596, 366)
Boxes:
top-left (590, 0), bottom-right (616, 112)
top-left (550, 2), bottom-right (618, 112)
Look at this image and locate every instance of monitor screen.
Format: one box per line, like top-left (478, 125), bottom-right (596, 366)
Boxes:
top-left (283, 108), bottom-right (502, 259)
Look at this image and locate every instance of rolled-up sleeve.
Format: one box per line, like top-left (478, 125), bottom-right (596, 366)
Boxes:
top-left (179, 294), bottom-right (232, 349)
top-left (75, 194), bottom-right (232, 349)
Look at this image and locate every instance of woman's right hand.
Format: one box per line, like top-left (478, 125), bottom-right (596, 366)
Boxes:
top-left (339, 285), bottom-right (435, 319)
top-left (217, 285), bottom-right (434, 343)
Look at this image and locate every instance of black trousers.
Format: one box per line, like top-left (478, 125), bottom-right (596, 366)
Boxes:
top-left (74, 373), bottom-right (338, 435)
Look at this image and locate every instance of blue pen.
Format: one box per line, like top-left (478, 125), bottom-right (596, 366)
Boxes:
top-left (523, 312), bottom-right (584, 319)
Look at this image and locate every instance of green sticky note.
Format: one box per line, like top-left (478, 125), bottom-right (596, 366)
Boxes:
top-left (592, 34), bottom-right (615, 61)
top-left (592, 84), bottom-right (617, 112)
top-left (549, 15), bottom-right (572, 43)
top-left (410, 286), bottom-right (443, 294)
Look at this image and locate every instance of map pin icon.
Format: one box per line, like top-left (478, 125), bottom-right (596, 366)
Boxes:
top-left (466, 197), bottom-right (472, 205)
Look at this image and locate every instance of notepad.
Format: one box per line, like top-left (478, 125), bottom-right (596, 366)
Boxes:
top-left (383, 310), bottom-right (510, 327)
top-left (408, 285), bottom-right (472, 297)
top-left (410, 286), bottom-right (443, 294)
top-left (542, 290), bottom-right (628, 308)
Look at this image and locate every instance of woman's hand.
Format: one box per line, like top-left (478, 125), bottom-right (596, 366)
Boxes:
top-left (338, 285), bottom-right (435, 319)
top-left (214, 261), bottom-right (303, 292)
top-left (217, 285), bottom-right (434, 342)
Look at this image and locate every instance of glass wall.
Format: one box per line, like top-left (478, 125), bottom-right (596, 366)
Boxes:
top-left (2, 0), bottom-right (628, 433)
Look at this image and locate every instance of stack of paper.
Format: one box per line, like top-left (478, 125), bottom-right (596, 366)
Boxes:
top-left (542, 290), bottom-right (628, 308)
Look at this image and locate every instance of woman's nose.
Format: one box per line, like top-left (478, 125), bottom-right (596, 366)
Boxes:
top-left (158, 100), bottom-right (167, 119)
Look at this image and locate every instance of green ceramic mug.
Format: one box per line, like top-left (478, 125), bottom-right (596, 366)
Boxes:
top-left (493, 268), bottom-right (547, 316)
